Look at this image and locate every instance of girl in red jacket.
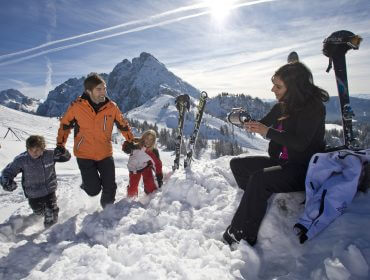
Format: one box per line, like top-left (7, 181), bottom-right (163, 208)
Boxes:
top-left (126, 130), bottom-right (163, 197)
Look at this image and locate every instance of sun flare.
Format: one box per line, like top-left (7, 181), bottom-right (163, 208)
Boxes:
top-left (205, 0), bottom-right (236, 21)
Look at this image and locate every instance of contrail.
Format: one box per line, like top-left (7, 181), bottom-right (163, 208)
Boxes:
top-left (44, 58), bottom-right (53, 98)
top-left (0, 0), bottom-right (276, 66)
top-left (0, 12), bottom-right (209, 66)
top-left (0, 2), bottom-right (207, 61)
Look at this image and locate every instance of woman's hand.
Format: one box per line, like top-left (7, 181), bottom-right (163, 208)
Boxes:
top-left (244, 121), bottom-right (269, 137)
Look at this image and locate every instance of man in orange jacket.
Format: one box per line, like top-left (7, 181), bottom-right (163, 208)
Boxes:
top-left (56, 73), bottom-right (134, 208)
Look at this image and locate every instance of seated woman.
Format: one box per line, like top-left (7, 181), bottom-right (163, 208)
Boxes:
top-left (223, 62), bottom-right (329, 246)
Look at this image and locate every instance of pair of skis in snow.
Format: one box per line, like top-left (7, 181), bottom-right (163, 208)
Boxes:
top-left (323, 30), bottom-right (362, 149)
top-left (288, 30), bottom-right (362, 150)
top-left (172, 91), bottom-right (208, 171)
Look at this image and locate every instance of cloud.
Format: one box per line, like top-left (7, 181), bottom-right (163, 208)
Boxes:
top-left (45, 0), bottom-right (57, 42)
top-left (2, 0), bottom-right (368, 99)
top-left (44, 57), bottom-right (53, 99)
top-left (2, 79), bottom-right (47, 100)
top-left (46, 0), bottom-right (57, 28)
top-left (0, 0), bottom-right (277, 66)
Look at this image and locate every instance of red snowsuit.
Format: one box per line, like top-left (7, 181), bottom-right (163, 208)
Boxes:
top-left (127, 147), bottom-right (162, 197)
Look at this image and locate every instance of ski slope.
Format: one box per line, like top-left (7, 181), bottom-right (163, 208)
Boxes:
top-left (0, 105), bottom-right (369, 280)
top-left (126, 94), bottom-right (268, 152)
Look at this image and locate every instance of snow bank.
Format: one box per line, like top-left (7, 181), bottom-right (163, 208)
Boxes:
top-left (1, 105), bottom-right (370, 280)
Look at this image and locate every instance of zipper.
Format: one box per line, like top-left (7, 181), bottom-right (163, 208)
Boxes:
top-left (77, 136), bottom-right (84, 150)
top-left (41, 156), bottom-right (47, 194)
top-left (103, 115), bottom-right (107, 131)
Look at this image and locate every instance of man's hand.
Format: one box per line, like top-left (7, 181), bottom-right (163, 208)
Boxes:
top-left (122, 141), bottom-right (135, 154)
top-left (54, 145), bottom-right (66, 156)
top-left (54, 145), bottom-right (71, 162)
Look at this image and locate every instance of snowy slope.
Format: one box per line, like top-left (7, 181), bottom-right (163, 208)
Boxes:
top-left (352, 94), bottom-right (370, 100)
top-left (126, 94), bottom-right (268, 152)
top-left (325, 124), bottom-right (343, 131)
top-left (0, 105), bottom-right (370, 280)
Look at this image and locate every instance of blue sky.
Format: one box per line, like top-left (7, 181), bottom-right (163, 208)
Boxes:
top-left (0, 0), bottom-right (369, 100)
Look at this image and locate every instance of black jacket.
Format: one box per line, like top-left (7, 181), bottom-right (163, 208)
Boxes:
top-left (260, 100), bottom-right (326, 165)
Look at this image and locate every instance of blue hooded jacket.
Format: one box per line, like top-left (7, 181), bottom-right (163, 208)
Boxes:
top-left (1, 149), bottom-right (70, 198)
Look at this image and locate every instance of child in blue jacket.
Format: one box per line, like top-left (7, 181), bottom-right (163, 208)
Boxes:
top-left (0, 135), bottom-right (71, 227)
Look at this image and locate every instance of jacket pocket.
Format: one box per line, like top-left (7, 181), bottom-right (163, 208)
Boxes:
top-left (103, 115), bottom-right (107, 131)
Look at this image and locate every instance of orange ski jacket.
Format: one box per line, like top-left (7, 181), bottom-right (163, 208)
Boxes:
top-left (57, 95), bottom-right (134, 161)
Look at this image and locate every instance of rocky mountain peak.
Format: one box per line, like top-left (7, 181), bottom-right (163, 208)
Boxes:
top-left (0, 88), bottom-right (40, 114)
top-left (31, 52), bottom-right (199, 117)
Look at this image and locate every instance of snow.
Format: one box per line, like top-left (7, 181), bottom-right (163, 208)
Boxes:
top-left (352, 94), bottom-right (370, 100)
top-left (127, 94), bottom-right (268, 152)
top-left (325, 123), bottom-right (343, 131)
top-left (0, 104), bottom-right (370, 280)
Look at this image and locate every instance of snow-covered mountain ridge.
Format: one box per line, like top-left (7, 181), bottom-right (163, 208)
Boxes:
top-left (126, 93), bottom-right (268, 151)
top-left (35, 52), bottom-right (199, 117)
top-left (0, 89), bottom-right (40, 114)
top-left (1, 52), bottom-right (370, 127)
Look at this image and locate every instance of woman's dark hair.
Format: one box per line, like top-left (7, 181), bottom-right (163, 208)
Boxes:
top-left (272, 62), bottom-right (329, 116)
top-left (84, 73), bottom-right (105, 92)
top-left (26, 135), bottom-right (46, 149)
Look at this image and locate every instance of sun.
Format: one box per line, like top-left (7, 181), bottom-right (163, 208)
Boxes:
top-left (205, 0), bottom-right (236, 22)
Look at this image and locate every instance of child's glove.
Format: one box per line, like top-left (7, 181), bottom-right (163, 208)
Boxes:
top-left (156, 173), bottom-right (163, 188)
top-left (54, 145), bottom-right (66, 155)
top-left (0, 178), bottom-right (17, 192)
top-left (122, 141), bottom-right (136, 154)
top-left (54, 145), bottom-right (71, 162)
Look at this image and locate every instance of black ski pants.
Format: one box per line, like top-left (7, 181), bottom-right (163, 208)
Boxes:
top-left (28, 191), bottom-right (58, 215)
top-left (77, 156), bottom-right (117, 208)
top-left (229, 156), bottom-right (307, 241)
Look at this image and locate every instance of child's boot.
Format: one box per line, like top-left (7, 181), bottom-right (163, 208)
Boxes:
top-left (44, 207), bottom-right (59, 227)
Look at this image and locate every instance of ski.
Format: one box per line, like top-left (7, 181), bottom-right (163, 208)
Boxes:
top-left (287, 51), bottom-right (299, 63)
top-left (172, 94), bottom-right (190, 171)
top-left (323, 30), bottom-right (362, 149)
top-left (184, 91), bottom-right (208, 169)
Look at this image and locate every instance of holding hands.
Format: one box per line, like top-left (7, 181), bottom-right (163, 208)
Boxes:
top-left (54, 145), bottom-right (71, 162)
top-left (122, 141), bottom-right (136, 154)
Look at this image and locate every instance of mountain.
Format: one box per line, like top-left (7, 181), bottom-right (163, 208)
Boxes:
top-left (108, 52), bottom-right (199, 113)
top-left (203, 93), bottom-right (370, 125)
top-left (205, 93), bottom-right (272, 121)
top-left (0, 89), bottom-right (40, 114)
top-left (36, 74), bottom-right (108, 117)
top-left (325, 96), bottom-right (370, 123)
top-left (352, 93), bottom-right (370, 100)
top-left (7, 51), bottom-right (370, 125)
top-left (37, 52), bottom-right (200, 117)
top-left (1, 105), bottom-right (370, 280)
top-left (126, 94), bottom-right (268, 151)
